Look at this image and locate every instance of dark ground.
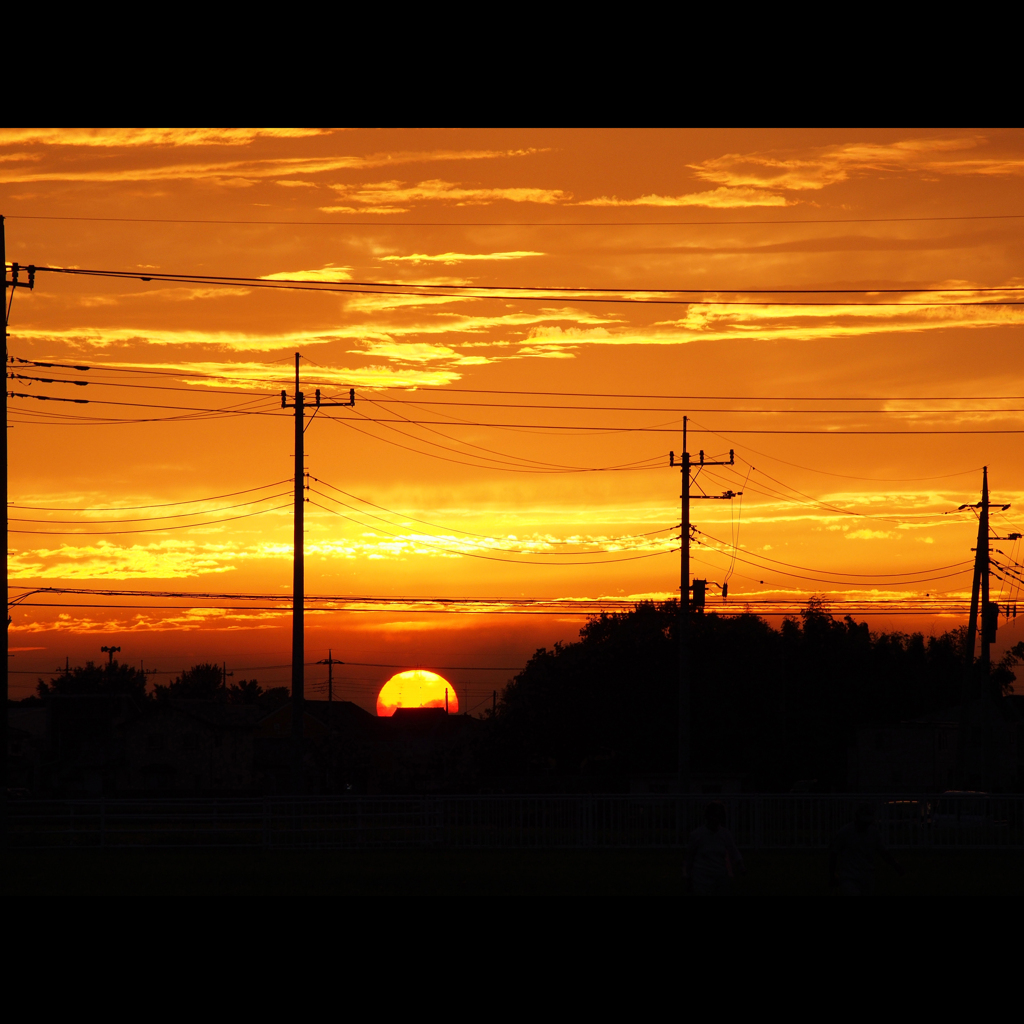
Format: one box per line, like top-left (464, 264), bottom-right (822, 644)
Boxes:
top-left (5, 849), bottom-right (1021, 899)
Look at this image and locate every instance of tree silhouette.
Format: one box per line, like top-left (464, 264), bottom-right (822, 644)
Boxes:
top-left (37, 659), bottom-right (148, 703)
top-left (486, 599), bottom-right (1000, 790)
top-left (227, 678), bottom-right (263, 704)
top-left (154, 663), bottom-right (225, 701)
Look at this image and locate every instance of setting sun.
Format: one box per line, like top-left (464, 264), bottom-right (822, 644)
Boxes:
top-left (376, 670), bottom-right (458, 717)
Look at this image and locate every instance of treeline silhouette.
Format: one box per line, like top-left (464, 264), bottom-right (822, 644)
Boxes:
top-left (19, 601), bottom-right (1022, 793)
top-left (36, 662), bottom-right (288, 708)
top-left (482, 600), bottom-right (1023, 791)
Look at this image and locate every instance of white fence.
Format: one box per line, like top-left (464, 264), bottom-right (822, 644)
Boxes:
top-left (7, 793), bottom-right (1022, 850)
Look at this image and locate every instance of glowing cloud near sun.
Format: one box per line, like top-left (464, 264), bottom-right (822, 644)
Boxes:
top-left (376, 669), bottom-right (458, 716)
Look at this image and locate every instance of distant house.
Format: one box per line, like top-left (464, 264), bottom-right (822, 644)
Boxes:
top-left (8, 705), bottom-right (49, 793)
top-left (9, 694), bottom-right (483, 796)
top-left (849, 697), bottom-right (1024, 792)
top-left (9, 696), bottom-right (263, 796)
top-left (123, 701), bottom-right (263, 795)
top-left (32, 694), bottom-right (141, 797)
top-left (369, 706), bottom-right (481, 794)
top-left (849, 711), bottom-right (959, 792)
top-left (253, 699), bottom-right (376, 794)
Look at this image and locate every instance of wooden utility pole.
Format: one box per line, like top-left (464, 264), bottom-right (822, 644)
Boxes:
top-left (2, 215), bottom-right (7, 844)
top-left (282, 355), bottom-right (353, 793)
top-left (3, 221), bottom-right (33, 842)
top-left (317, 649), bottom-right (343, 792)
top-left (960, 469), bottom-right (1005, 693)
top-left (956, 467), bottom-right (1011, 788)
top-left (318, 649), bottom-right (344, 706)
top-left (980, 468), bottom-right (992, 676)
top-left (668, 417), bottom-right (739, 790)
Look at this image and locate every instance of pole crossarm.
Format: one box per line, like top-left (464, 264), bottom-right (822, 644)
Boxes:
top-left (670, 449), bottom-right (735, 468)
top-left (280, 388), bottom-right (355, 410)
top-left (5, 263), bottom-right (36, 291)
top-left (315, 388), bottom-right (355, 408)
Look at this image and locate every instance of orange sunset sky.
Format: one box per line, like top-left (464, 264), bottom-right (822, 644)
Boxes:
top-left (5, 128), bottom-right (1023, 710)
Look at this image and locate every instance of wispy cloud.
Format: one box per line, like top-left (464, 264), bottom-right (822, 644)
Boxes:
top-left (9, 302), bottom-right (617, 357)
top-left (11, 609), bottom-right (288, 634)
top-left (11, 326), bottom-right (372, 353)
top-left (355, 341), bottom-right (459, 363)
top-left (0, 128), bottom-right (331, 148)
top-left (261, 264), bottom-right (352, 282)
top-left (515, 298), bottom-right (1024, 350)
top-left (379, 251), bottom-right (546, 265)
top-left (72, 285), bottom-right (252, 306)
top-left (14, 286), bottom-right (1021, 378)
top-left (340, 293), bottom-right (478, 313)
top-left (7, 538), bottom-right (260, 580)
top-left (325, 178), bottom-right (568, 212)
top-left (580, 187), bottom-right (789, 208)
top-left (6, 346), bottom-right (465, 388)
top-left (690, 136), bottom-right (1024, 192)
top-left (0, 149), bottom-right (545, 185)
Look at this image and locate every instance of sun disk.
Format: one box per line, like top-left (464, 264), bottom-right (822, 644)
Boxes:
top-left (376, 669), bottom-right (458, 717)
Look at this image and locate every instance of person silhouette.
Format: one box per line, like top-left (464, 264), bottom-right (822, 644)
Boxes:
top-left (829, 803), bottom-right (904, 896)
top-left (684, 801), bottom-right (745, 896)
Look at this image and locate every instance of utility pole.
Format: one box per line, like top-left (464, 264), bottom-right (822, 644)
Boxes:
top-left (317, 650), bottom-right (343, 792)
top-left (101, 645), bottom-right (120, 666)
top-left (281, 354), bottom-right (354, 793)
top-left (4, 220), bottom-right (36, 841)
top-left (2, 214), bottom-right (7, 845)
top-left (317, 649), bottom-right (344, 706)
top-left (668, 417), bottom-right (740, 791)
top-left (959, 467), bottom-right (1012, 691)
top-left (956, 467), bottom-right (1011, 787)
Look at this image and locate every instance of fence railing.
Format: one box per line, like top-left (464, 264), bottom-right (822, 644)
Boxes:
top-left (7, 794), bottom-right (1022, 850)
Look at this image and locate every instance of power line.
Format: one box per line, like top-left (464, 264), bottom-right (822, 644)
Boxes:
top-left (378, 386), bottom-right (1024, 402)
top-left (312, 475), bottom-right (674, 540)
top-left (12, 372), bottom-right (274, 400)
top-left (307, 498), bottom-right (677, 565)
top-left (692, 533), bottom-right (974, 588)
top-left (354, 394), bottom-right (612, 471)
top-left (26, 263), bottom-right (1024, 295)
top-left (700, 464), bottom-right (962, 525)
top-left (7, 479), bottom-right (291, 512)
top-left (308, 482), bottom-right (667, 555)
top-left (14, 361), bottom-right (1024, 403)
top-left (7, 391), bottom-right (284, 417)
top-left (10, 213), bottom-right (1024, 226)
top-left (311, 417), bottom-right (1024, 435)
top-left (26, 265), bottom-right (1024, 306)
top-left (8, 502), bottom-right (291, 535)
top-left (9, 356), bottom-right (299, 389)
top-left (363, 397), bottom-right (1024, 415)
top-left (9, 490), bottom-right (292, 525)
top-left (359, 392), bottom-right (667, 468)
top-left (324, 410), bottom-right (660, 475)
top-left (694, 526), bottom-right (973, 579)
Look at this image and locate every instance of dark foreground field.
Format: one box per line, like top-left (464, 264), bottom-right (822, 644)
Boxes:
top-left (5, 849), bottom-right (1021, 899)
